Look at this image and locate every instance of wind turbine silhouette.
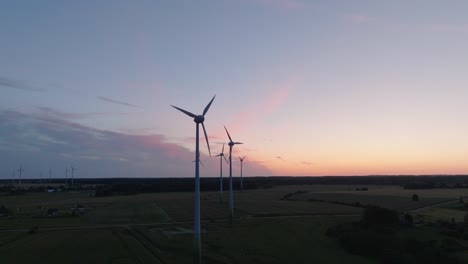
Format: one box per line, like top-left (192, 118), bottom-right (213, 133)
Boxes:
top-left (65, 167), bottom-right (69, 185)
top-left (171, 95), bottom-right (215, 264)
top-left (17, 164), bottom-right (24, 186)
top-left (214, 143), bottom-right (228, 204)
top-left (224, 126), bottom-right (243, 222)
top-left (192, 152), bottom-right (205, 167)
top-left (239, 156), bottom-right (246, 192)
top-left (70, 166), bottom-right (77, 186)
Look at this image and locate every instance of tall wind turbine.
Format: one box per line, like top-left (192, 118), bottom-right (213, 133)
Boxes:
top-left (171, 95), bottom-right (215, 264)
top-left (224, 126), bottom-right (243, 222)
top-left (214, 144), bottom-right (228, 204)
top-left (17, 164), bottom-right (24, 186)
top-left (239, 156), bottom-right (246, 192)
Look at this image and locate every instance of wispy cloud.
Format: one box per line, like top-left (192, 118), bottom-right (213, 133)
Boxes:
top-left (349, 14), bottom-right (372, 25)
top-left (0, 77), bottom-right (43, 92)
top-left (251, 0), bottom-right (304, 9)
top-left (36, 106), bottom-right (120, 120)
top-left (98, 96), bottom-right (140, 108)
top-left (428, 24), bottom-right (468, 33)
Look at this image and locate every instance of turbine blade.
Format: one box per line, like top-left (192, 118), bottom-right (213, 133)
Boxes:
top-left (222, 143), bottom-right (225, 154)
top-left (202, 95), bottom-right (216, 116)
top-left (201, 122), bottom-right (211, 157)
top-left (223, 155), bottom-right (229, 164)
top-left (234, 142), bottom-right (243, 145)
top-left (199, 160), bottom-right (205, 167)
top-left (171, 105), bottom-right (197, 118)
top-left (224, 126), bottom-right (233, 142)
top-left (214, 154), bottom-right (221, 157)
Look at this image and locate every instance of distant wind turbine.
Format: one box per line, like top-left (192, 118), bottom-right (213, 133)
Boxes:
top-left (239, 156), bottom-right (246, 192)
top-left (65, 167), bottom-right (69, 185)
top-left (171, 95), bottom-right (215, 264)
top-left (71, 165), bottom-right (77, 186)
top-left (192, 152), bottom-right (205, 167)
top-left (224, 126), bottom-right (243, 222)
top-left (17, 164), bottom-right (24, 186)
top-left (214, 143), bottom-right (228, 204)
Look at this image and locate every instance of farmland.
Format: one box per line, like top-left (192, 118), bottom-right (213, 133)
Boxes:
top-left (1, 183), bottom-right (468, 263)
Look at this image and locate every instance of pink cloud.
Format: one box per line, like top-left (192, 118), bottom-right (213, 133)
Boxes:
top-left (350, 14), bottom-right (372, 25)
top-left (222, 76), bottom-right (301, 136)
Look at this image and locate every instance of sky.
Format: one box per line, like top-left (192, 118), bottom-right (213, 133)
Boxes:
top-left (1, 0), bottom-right (468, 179)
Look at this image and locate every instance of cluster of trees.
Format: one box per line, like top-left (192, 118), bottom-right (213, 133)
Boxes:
top-left (326, 206), bottom-right (462, 264)
top-left (4, 175), bottom-right (468, 196)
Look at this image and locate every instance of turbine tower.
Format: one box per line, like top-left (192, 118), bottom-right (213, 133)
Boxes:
top-left (65, 167), bottom-right (69, 185)
top-left (214, 144), bottom-right (228, 203)
top-left (17, 164), bottom-right (24, 186)
top-left (224, 126), bottom-right (243, 222)
top-left (239, 156), bottom-right (246, 192)
top-left (171, 95), bottom-right (215, 264)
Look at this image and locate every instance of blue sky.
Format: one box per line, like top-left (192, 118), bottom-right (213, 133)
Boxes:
top-left (2, 0), bottom-right (468, 178)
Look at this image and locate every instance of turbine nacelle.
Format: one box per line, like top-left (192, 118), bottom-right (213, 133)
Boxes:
top-left (194, 115), bottom-right (205, 123)
top-left (228, 141), bottom-right (242, 147)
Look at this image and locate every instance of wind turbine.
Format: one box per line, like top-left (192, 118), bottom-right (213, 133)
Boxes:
top-left (171, 95), bottom-right (215, 264)
top-left (65, 167), bottom-right (69, 185)
top-left (17, 164), bottom-right (24, 186)
top-left (214, 143), bottom-right (228, 204)
top-left (192, 151), bottom-right (205, 167)
top-left (70, 166), bottom-right (77, 186)
top-left (224, 126), bottom-right (243, 222)
top-left (239, 156), bottom-right (246, 192)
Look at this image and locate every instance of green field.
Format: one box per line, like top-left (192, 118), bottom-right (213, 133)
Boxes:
top-left (1, 184), bottom-right (468, 263)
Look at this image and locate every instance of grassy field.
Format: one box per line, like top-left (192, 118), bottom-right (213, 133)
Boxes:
top-left (0, 228), bottom-right (162, 264)
top-left (142, 216), bottom-right (377, 264)
top-left (1, 184), bottom-right (468, 263)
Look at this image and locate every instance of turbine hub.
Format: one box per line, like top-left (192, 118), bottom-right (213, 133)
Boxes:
top-left (228, 141), bottom-right (234, 146)
top-left (194, 115), bottom-right (205, 123)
